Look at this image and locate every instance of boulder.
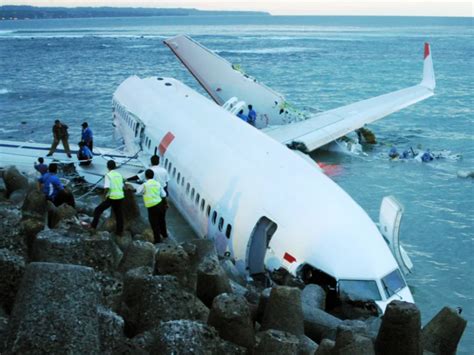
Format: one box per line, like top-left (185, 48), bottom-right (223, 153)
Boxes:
top-left (323, 319), bottom-right (369, 342)
top-left (196, 255), bottom-right (232, 307)
top-left (0, 204), bottom-right (25, 255)
top-left (48, 202), bottom-right (77, 228)
top-left (188, 238), bottom-right (218, 261)
top-left (315, 339), bottom-right (336, 355)
top-left (208, 293), bottom-right (255, 348)
top-left (422, 307), bottom-right (467, 355)
top-left (122, 273), bottom-right (209, 334)
top-left (302, 284), bottom-right (326, 311)
top-left (255, 329), bottom-right (300, 354)
top-left (256, 287), bottom-right (272, 323)
top-left (6, 262), bottom-right (100, 354)
top-left (304, 306), bottom-right (342, 342)
top-left (20, 218), bottom-right (45, 258)
top-left (111, 231), bottom-right (133, 252)
top-left (21, 189), bottom-right (47, 220)
top-left (150, 320), bottom-right (246, 354)
top-left (32, 229), bottom-right (116, 273)
top-left (374, 300), bottom-right (422, 355)
top-left (96, 271), bottom-right (123, 312)
top-left (118, 240), bottom-right (156, 273)
top-left (98, 305), bottom-right (125, 354)
top-left (298, 334), bottom-right (319, 355)
top-left (0, 249), bottom-right (25, 314)
top-left (2, 167), bottom-right (28, 198)
top-left (155, 243), bottom-right (192, 290)
top-left (332, 324), bottom-right (375, 355)
top-left (261, 286), bottom-right (305, 336)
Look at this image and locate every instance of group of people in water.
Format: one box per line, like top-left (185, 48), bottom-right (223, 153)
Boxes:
top-left (388, 146), bottom-right (436, 162)
top-left (46, 119), bottom-right (94, 165)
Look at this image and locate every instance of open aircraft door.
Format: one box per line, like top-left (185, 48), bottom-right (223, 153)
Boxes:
top-left (378, 196), bottom-right (414, 275)
top-left (246, 217), bottom-right (277, 275)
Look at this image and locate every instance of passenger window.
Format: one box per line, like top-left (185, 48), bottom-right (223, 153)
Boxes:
top-left (164, 158), bottom-right (168, 169)
top-left (186, 183), bottom-right (190, 194)
top-left (181, 177), bottom-right (185, 187)
top-left (177, 172), bottom-right (180, 183)
top-left (168, 163), bottom-right (172, 172)
top-left (173, 167), bottom-right (176, 177)
top-left (200, 199), bottom-right (205, 211)
top-left (218, 217), bottom-right (224, 231)
top-left (225, 224), bottom-right (232, 239)
top-left (191, 188), bottom-right (195, 199)
top-left (206, 205), bottom-right (211, 217)
top-left (212, 211), bottom-right (217, 224)
top-left (196, 193), bottom-right (200, 205)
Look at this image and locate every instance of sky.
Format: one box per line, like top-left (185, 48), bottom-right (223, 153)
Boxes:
top-left (3, 0), bottom-right (473, 17)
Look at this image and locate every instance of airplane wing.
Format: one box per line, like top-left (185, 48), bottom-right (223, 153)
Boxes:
top-left (163, 35), bottom-right (302, 127)
top-left (0, 140), bottom-right (145, 184)
top-left (263, 43), bottom-right (436, 152)
top-left (165, 35), bottom-right (435, 153)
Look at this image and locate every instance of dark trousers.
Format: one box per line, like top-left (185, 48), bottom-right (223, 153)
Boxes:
top-left (48, 137), bottom-right (71, 155)
top-left (147, 201), bottom-right (168, 243)
top-left (91, 198), bottom-right (123, 235)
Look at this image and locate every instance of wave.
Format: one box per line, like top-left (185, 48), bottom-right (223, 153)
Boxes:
top-left (0, 88), bottom-right (10, 95)
top-left (216, 47), bottom-right (319, 55)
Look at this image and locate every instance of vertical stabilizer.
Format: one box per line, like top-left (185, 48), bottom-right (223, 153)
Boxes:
top-left (421, 43), bottom-right (436, 90)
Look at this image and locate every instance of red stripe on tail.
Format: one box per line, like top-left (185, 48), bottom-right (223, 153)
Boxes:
top-left (424, 43), bottom-right (430, 59)
top-left (283, 252), bottom-right (296, 263)
top-left (158, 132), bottom-right (175, 155)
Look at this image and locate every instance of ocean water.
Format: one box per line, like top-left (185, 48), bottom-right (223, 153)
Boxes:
top-left (0, 15), bottom-right (473, 352)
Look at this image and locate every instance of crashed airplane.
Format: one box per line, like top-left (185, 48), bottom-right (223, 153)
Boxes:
top-left (0, 36), bottom-right (436, 313)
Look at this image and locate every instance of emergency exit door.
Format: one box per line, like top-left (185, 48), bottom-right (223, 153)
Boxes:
top-left (247, 217), bottom-right (277, 275)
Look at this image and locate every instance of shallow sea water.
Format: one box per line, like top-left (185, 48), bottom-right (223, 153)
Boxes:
top-left (0, 15), bottom-right (472, 352)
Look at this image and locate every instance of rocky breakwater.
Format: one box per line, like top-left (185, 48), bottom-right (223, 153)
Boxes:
top-left (0, 166), bottom-right (469, 354)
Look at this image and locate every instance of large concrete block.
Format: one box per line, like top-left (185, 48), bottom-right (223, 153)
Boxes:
top-left (0, 249), bottom-right (25, 314)
top-left (2, 167), bottom-right (28, 198)
top-left (118, 240), bottom-right (155, 273)
top-left (255, 329), bottom-right (300, 354)
top-left (155, 243), bottom-right (193, 290)
top-left (196, 255), bottom-right (232, 307)
top-left (6, 262), bottom-right (100, 354)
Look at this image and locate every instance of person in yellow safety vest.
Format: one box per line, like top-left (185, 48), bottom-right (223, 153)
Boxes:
top-left (139, 169), bottom-right (168, 243)
top-left (90, 160), bottom-right (125, 235)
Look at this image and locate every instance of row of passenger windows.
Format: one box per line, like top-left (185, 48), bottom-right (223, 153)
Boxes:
top-left (113, 102), bottom-right (153, 151)
top-left (163, 156), bottom-right (232, 239)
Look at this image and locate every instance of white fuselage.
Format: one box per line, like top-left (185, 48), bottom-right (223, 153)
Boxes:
top-left (112, 75), bottom-right (413, 311)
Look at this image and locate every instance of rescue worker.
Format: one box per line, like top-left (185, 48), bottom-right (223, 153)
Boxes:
top-left (237, 109), bottom-right (248, 122)
top-left (90, 160), bottom-right (124, 235)
top-left (81, 122), bottom-right (93, 152)
top-left (388, 147), bottom-right (399, 159)
top-left (34, 157), bottom-right (48, 175)
top-left (421, 149), bottom-right (434, 162)
top-left (128, 155), bottom-right (169, 239)
top-left (139, 169), bottom-right (167, 243)
top-left (247, 104), bottom-right (257, 126)
top-left (47, 119), bottom-right (72, 158)
top-left (77, 141), bottom-right (93, 166)
top-left (38, 163), bottom-right (65, 205)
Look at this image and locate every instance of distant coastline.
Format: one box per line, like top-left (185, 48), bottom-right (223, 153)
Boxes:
top-left (0, 5), bottom-right (270, 20)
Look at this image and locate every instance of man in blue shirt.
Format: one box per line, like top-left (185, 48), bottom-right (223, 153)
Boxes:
top-left (77, 141), bottom-right (93, 166)
top-left (237, 109), bottom-right (248, 122)
top-left (34, 157), bottom-right (48, 175)
top-left (247, 104), bottom-right (257, 126)
top-left (38, 163), bottom-right (65, 205)
top-left (81, 122), bottom-right (93, 152)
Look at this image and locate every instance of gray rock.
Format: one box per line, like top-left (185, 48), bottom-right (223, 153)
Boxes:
top-left (333, 324), bottom-right (375, 355)
top-left (122, 273), bottom-right (209, 334)
top-left (196, 255), bottom-right (232, 307)
top-left (422, 306), bottom-right (467, 355)
top-left (255, 329), bottom-right (300, 354)
top-left (97, 305), bottom-right (125, 354)
top-left (256, 287), bottom-right (272, 323)
top-left (298, 334), bottom-right (319, 355)
top-left (6, 262), bottom-right (100, 354)
top-left (363, 316), bottom-right (382, 341)
top-left (2, 167), bottom-right (28, 198)
top-left (304, 307), bottom-right (342, 342)
top-left (261, 286), bottom-right (305, 336)
top-left (111, 231), bottom-right (133, 252)
top-left (48, 203), bottom-right (77, 228)
top-left (323, 319), bottom-right (369, 342)
top-left (151, 320), bottom-right (246, 354)
top-left (302, 283), bottom-right (326, 311)
top-left (32, 229), bottom-right (116, 273)
top-left (189, 238), bottom-right (218, 261)
top-left (208, 293), bottom-right (255, 348)
top-left (375, 300), bottom-right (422, 355)
top-left (118, 240), bottom-right (155, 273)
top-left (0, 204), bottom-right (25, 255)
top-left (315, 339), bottom-right (336, 355)
top-left (155, 243), bottom-right (193, 290)
top-left (21, 189), bottom-right (47, 220)
top-left (0, 249), bottom-right (25, 314)
top-left (0, 307), bottom-right (8, 353)
top-left (96, 271), bottom-right (123, 312)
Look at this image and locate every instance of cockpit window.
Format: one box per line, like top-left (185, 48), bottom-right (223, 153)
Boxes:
top-left (382, 269), bottom-right (406, 298)
top-left (338, 279), bottom-right (381, 301)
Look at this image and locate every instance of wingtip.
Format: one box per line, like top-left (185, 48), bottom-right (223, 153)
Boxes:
top-left (424, 42), bottom-right (430, 59)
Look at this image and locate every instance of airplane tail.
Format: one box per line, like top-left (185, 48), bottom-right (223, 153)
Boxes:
top-left (420, 42), bottom-right (436, 91)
